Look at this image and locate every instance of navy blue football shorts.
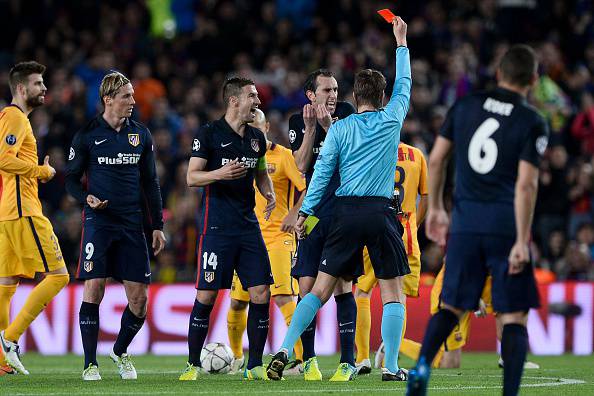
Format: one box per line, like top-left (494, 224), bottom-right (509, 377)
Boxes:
top-left (442, 233), bottom-right (540, 313)
top-left (292, 215), bottom-right (334, 279)
top-left (195, 232), bottom-right (273, 290)
top-left (318, 197), bottom-right (409, 281)
top-left (76, 218), bottom-right (151, 284)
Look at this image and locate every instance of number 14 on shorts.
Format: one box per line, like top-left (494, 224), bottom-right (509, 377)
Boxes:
top-left (203, 252), bottom-right (218, 270)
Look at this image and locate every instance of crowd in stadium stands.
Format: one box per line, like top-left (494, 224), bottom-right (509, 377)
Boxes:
top-left (1, 0), bottom-right (593, 283)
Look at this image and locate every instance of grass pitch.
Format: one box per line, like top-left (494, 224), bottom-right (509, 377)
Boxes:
top-left (1, 353), bottom-right (592, 395)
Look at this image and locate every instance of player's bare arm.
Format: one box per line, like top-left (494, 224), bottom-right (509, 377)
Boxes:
top-left (417, 194), bottom-right (428, 225)
top-left (426, 136), bottom-right (453, 246)
top-left (509, 160), bottom-right (539, 274)
top-left (255, 167), bottom-right (275, 220)
top-left (392, 16), bottom-right (407, 47)
top-left (293, 104), bottom-right (317, 172)
top-left (281, 191), bottom-right (305, 232)
top-left (186, 157), bottom-right (247, 187)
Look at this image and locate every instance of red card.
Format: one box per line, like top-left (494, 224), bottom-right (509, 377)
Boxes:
top-left (377, 9), bottom-right (396, 23)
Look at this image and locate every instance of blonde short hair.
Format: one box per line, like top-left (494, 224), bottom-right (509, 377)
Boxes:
top-left (99, 71), bottom-right (130, 105)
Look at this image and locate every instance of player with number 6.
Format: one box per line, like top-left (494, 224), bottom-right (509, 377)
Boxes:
top-left (407, 45), bottom-right (549, 396)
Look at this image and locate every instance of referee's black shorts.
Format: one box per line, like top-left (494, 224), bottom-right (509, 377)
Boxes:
top-left (319, 196), bottom-right (410, 280)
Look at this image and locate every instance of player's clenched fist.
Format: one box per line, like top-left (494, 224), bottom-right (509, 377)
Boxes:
top-left (508, 241), bottom-right (529, 275)
top-left (392, 16), bottom-right (407, 47)
top-left (214, 158), bottom-right (248, 180)
top-left (40, 155), bottom-right (56, 183)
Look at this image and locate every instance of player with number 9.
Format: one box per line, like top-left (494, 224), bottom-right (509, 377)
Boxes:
top-left (65, 71), bottom-right (166, 381)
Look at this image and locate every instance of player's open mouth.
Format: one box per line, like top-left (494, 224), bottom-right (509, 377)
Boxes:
top-left (327, 101), bottom-right (336, 110)
top-left (250, 108), bottom-right (257, 116)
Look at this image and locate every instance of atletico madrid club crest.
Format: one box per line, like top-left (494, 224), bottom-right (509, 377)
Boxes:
top-left (205, 271), bottom-right (215, 283)
top-left (128, 133), bottom-right (140, 147)
top-left (84, 261), bottom-right (93, 272)
top-left (251, 139), bottom-right (260, 152)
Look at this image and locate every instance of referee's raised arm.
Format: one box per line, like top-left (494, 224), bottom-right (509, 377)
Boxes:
top-left (385, 17), bottom-right (412, 124)
top-left (270, 16), bottom-right (413, 382)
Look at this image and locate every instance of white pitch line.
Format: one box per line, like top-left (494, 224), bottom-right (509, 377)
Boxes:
top-left (8, 376), bottom-right (586, 396)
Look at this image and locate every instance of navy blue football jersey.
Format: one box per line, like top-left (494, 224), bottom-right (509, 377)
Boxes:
top-left (288, 101), bottom-right (355, 217)
top-left (191, 117), bottom-right (267, 235)
top-left (65, 115), bottom-right (163, 230)
top-left (440, 88), bottom-right (549, 236)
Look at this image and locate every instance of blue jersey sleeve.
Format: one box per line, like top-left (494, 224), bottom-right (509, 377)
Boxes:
top-left (191, 125), bottom-right (210, 159)
top-left (65, 130), bottom-right (89, 205)
top-left (139, 130), bottom-right (164, 230)
top-left (384, 47), bottom-right (412, 124)
top-left (520, 116), bottom-right (549, 167)
top-left (288, 114), bottom-right (304, 153)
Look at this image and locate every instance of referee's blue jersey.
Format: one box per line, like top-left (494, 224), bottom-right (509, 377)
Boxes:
top-left (301, 47), bottom-right (412, 215)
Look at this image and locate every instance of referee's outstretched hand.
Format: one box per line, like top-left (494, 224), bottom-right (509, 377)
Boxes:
top-left (214, 158), bottom-right (248, 180)
top-left (392, 16), bottom-right (407, 47)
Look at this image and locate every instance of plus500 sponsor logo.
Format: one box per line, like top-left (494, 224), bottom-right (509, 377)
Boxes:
top-left (221, 157), bottom-right (257, 168)
top-left (98, 153), bottom-right (140, 165)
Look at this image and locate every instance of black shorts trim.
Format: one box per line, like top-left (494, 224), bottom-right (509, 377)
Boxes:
top-left (27, 217), bottom-right (49, 272)
top-left (16, 175), bottom-right (22, 217)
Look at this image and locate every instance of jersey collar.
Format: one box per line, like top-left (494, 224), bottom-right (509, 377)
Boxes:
top-left (8, 104), bottom-right (25, 113)
top-left (218, 117), bottom-right (252, 140)
top-left (494, 87), bottom-right (526, 104)
top-left (97, 113), bottom-right (131, 132)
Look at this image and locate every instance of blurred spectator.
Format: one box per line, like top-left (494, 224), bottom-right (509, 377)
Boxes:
top-left (132, 61), bottom-right (166, 122)
top-left (535, 144), bottom-right (570, 248)
top-left (567, 162), bottom-right (593, 238)
top-left (556, 242), bottom-right (594, 281)
top-left (571, 91), bottom-right (594, 155)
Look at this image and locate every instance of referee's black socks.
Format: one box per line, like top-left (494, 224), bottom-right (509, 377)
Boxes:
top-left (501, 323), bottom-right (528, 396)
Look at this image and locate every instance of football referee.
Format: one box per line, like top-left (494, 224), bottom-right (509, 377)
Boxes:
top-left (267, 16), bottom-right (411, 382)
